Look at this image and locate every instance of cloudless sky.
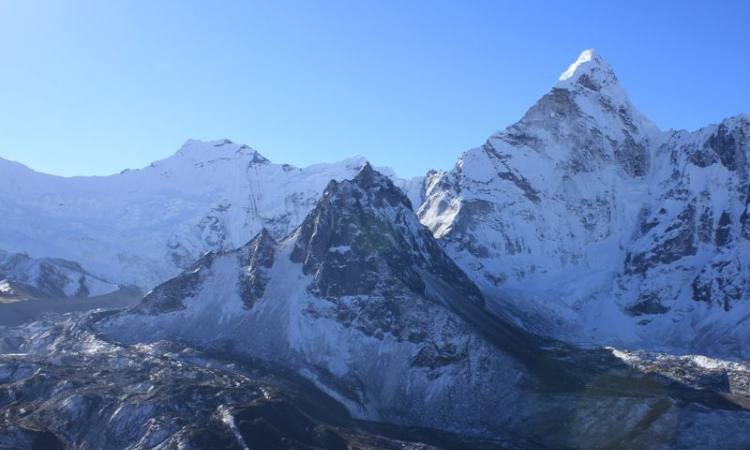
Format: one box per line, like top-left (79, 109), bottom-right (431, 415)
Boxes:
top-left (1, 0), bottom-right (748, 177)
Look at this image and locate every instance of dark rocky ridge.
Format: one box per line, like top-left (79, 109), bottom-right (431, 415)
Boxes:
top-left (291, 163), bottom-right (484, 307)
top-left (141, 229), bottom-right (277, 313)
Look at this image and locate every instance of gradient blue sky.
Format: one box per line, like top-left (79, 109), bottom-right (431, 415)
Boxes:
top-left (1, 0), bottom-right (748, 177)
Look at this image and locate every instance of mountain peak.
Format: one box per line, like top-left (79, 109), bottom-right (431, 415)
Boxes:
top-left (174, 139), bottom-right (269, 164)
top-left (358, 160), bottom-right (375, 173)
top-left (352, 161), bottom-right (386, 186)
top-left (555, 48), bottom-right (619, 92)
top-left (290, 165), bottom-right (483, 305)
top-left (559, 49), bottom-right (605, 79)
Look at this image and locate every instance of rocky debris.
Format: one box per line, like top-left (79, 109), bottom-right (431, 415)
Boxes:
top-left (0, 316), bottom-right (514, 450)
top-left (609, 348), bottom-right (750, 405)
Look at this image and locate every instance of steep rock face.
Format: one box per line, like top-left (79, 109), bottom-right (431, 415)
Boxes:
top-left (613, 116), bottom-right (750, 355)
top-left (0, 250), bottom-right (117, 301)
top-left (619, 117), bottom-right (750, 313)
top-left (0, 139), bottom-right (420, 289)
top-left (418, 50), bottom-right (750, 357)
top-left (139, 229), bottom-right (278, 314)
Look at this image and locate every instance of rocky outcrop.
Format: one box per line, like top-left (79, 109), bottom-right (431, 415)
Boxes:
top-left (238, 228), bottom-right (276, 309)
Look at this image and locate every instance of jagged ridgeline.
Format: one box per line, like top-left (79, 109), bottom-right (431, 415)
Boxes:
top-left (0, 140), bottom-right (425, 290)
top-left (1, 48), bottom-right (747, 357)
top-left (1, 49), bottom-right (750, 449)
top-left (289, 163), bottom-right (483, 305)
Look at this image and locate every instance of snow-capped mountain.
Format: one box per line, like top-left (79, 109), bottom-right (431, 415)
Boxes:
top-left (0, 139), bottom-right (422, 290)
top-left (418, 49), bottom-right (750, 357)
top-left (88, 164), bottom-right (750, 448)
top-left (97, 164), bottom-right (532, 433)
top-left (0, 249), bottom-right (118, 301)
top-left (0, 45), bottom-right (748, 449)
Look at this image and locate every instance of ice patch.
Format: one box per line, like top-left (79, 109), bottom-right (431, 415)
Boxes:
top-left (0, 280), bottom-right (13, 295)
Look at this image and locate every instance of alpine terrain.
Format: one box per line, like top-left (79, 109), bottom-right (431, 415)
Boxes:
top-left (0, 49), bottom-right (749, 449)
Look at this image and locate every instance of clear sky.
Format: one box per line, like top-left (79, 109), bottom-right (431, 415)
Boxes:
top-left (1, 0), bottom-right (748, 177)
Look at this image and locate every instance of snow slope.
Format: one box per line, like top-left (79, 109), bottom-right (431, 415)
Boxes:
top-left (418, 49), bottom-right (750, 358)
top-left (0, 139), bottom-right (421, 289)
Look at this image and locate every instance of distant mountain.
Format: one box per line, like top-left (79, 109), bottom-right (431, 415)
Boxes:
top-left (418, 49), bottom-right (750, 357)
top-left (0, 249), bottom-right (118, 301)
top-left (0, 139), bottom-right (423, 289)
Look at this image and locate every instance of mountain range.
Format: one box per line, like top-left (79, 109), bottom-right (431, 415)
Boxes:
top-left (0, 139), bottom-right (422, 289)
top-left (1, 49), bottom-right (749, 449)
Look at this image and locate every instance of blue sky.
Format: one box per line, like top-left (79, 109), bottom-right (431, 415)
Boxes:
top-left (1, 0), bottom-right (748, 177)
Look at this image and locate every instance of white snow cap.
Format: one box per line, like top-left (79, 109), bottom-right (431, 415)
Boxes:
top-left (554, 49), bottom-right (657, 133)
top-left (559, 49), bottom-right (609, 80)
top-left (556, 48), bottom-right (619, 91)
